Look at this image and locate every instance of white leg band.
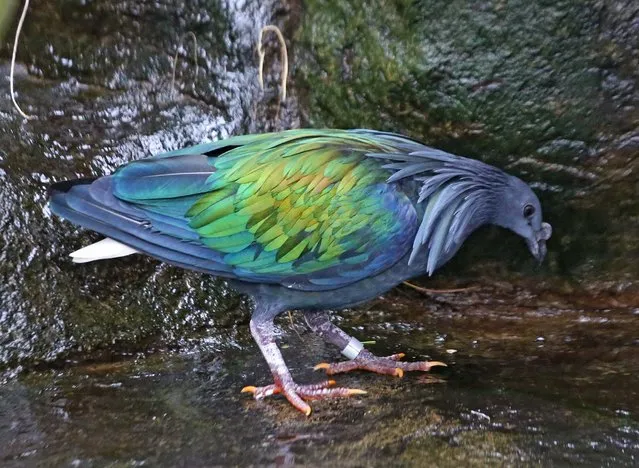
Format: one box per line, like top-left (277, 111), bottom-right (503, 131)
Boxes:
top-left (341, 337), bottom-right (364, 360)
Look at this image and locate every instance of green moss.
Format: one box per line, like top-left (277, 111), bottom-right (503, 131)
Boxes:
top-left (0, 1), bottom-right (17, 43)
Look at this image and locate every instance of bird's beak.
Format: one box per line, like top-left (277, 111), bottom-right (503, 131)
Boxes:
top-left (526, 222), bottom-right (552, 264)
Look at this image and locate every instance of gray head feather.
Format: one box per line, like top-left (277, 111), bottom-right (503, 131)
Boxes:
top-left (369, 147), bottom-right (508, 274)
top-left (365, 131), bottom-right (551, 273)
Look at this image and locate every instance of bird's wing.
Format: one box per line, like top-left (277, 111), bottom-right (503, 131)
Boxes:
top-left (76, 130), bottom-right (421, 290)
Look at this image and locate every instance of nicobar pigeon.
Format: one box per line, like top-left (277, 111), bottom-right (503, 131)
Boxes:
top-left (48, 129), bottom-right (552, 415)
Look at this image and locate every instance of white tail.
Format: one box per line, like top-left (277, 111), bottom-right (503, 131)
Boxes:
top-left (70, 238), bottom-right (139, 263)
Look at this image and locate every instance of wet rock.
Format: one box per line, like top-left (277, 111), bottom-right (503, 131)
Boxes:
top-left (2, 286), bottom-right (639, 465)
top-left (0, 0), bottom-right (294, 372)
top-left (295, 0), bottom-right (639, 283)
top-left (0, 1), bottom-right (638, 464)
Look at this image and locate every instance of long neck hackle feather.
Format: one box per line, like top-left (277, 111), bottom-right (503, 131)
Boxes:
top-left (367, 146), bottom-right (507, 275)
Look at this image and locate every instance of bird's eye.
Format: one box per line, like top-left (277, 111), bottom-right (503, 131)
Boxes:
top-left (523, 204), bottom-right (535, 218)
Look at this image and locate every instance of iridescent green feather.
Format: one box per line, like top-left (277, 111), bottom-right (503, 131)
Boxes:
top-left (184, 130), bottom-right (417, 281)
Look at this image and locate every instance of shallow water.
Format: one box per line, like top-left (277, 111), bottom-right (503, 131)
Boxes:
top-left (1, 0), bottom-right (638, 466)
top-left (3, 285), bottom-right (639, 465)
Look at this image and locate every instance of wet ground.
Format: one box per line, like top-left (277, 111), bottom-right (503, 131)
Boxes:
top-left (3, 284), bottom-right (639, 466)
top-left (1, 0), bottom-right (639, 466)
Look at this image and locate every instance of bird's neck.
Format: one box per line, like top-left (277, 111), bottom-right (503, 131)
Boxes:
top-left (410, 188), bottom-right (498, 274)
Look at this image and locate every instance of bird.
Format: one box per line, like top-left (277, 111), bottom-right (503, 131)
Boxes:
top-left (48, 129), bottom-right (552, 415)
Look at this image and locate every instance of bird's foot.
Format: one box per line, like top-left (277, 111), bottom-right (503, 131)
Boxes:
top-left (314, 350), bottom-right (446, 377)
top-left (241, 379), bottom-right (366, 416)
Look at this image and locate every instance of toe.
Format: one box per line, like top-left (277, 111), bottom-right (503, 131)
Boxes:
top-left (295, 385), bottom-right (368, 400)
top-left (400, 360), bottom-right (448, 372)
top-left (387, 353), bottom-right (406, 361)
top-left (241, 384), bottom-right (280, 399)
top-left (281, 386), bottom-right (313, 416)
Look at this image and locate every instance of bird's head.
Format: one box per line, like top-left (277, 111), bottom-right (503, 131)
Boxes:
top-left (492, 175), bottom-right (552, 263)
top-left (379, 144), bottom-right (552, 273)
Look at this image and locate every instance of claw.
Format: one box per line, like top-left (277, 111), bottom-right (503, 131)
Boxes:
top-left (314, 363), bottom-right (330, 371)
top-left (390, 353), bottom-right (406, 361)
top-left (241, 384), bottom-right (279, 398)
top-left (347, 389), bottom-right (368, 396)
top-left (427, 361), bottom-right (448, 369)
top-left (395, 368), bottom-right (404, 378)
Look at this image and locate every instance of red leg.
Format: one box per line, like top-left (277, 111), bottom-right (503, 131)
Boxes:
top-left (245, 314), bottom-right (366, 416)
top-left (305, 311), bottom-right (446, 377)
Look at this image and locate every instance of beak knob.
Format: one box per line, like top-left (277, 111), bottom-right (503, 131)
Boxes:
top-left (539, 222), bottom-right (552, 241)
top-left (528, 222), bottom-right (552, 263)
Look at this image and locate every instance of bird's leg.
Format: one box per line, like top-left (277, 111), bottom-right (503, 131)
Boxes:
top-left (241, 310), bottom-right (366, 415)
top-left (305, 311), bottom-right (446, 377)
